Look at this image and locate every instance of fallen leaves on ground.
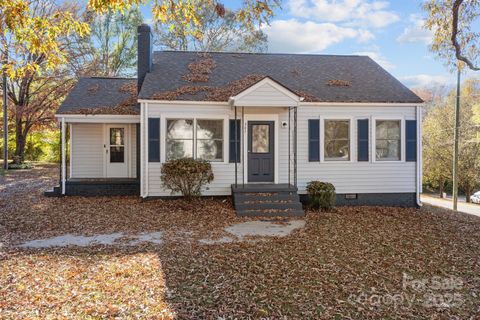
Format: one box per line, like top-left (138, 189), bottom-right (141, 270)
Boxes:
top-left (1, 165), bottom-right (480, 319)
top-left (0, 164), bottom-right (245, 246)
top-left (1, 251), bottom-right (174, 319)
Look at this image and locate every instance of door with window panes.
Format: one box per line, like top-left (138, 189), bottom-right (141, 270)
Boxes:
top-left (106, 125), bottom-right (129, 177)
top-left (248, 121), bottom-right (274, 182)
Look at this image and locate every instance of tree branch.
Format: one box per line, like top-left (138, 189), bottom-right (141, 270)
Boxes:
top-left (452, 0), bottom-right (480, 70)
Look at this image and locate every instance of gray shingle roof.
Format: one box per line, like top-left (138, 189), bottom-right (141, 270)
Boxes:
top-left (58, 51), bottom-right (423, 115)
top-left (57, 77), bottom-right (139, 114)
top-left (139, 51), bottom-right (423, 103)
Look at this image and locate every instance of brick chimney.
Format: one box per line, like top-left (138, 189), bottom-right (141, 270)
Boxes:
top-left (137, 24), bottom-right (152, 93)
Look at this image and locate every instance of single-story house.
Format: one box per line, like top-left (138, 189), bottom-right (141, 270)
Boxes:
top-left (49, 24), bottom-right (423, 216)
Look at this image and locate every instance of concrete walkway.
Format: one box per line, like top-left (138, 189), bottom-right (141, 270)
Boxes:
top-left (199, 220), bottom-right (306, 245)
top-left (421, 194), bottom-right (480, 218)
top-left (18, 231), bottom-right (164, 248)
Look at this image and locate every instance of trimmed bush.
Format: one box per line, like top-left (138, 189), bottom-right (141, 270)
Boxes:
top-left (161, 158), bottom-right (214, 199)
top-left (306, 181), bottom-right (336, 211)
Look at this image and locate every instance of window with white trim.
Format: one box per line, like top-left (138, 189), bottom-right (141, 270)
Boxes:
top-left (166, 118), bottom-right (224, 161)
top-left (375, 120), bottom-right (401, 161)
top-left (166, 119), bottom-right (194, 160)
top-left (324, 119), bottom-right (350, 161)
top-left (196, 119), bottom-right (223, 161)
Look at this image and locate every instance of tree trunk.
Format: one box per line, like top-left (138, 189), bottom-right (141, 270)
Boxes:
top-left (465, 187), bottom-right (471, 203)
top-left (13, 119), bottom-right (26, 164)
top-left (439, 177), bottom-right (445, 198)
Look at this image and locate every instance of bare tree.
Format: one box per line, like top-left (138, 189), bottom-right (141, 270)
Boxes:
top-left (67, 6), bottom-right (143, 77)
top-left (154, 0), bottom-right (267, 52)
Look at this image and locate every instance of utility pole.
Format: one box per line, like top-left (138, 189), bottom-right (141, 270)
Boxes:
top-left (2, 50), bottom-right (7, 171)
top-left (452, 63), bottom-right (461, 211)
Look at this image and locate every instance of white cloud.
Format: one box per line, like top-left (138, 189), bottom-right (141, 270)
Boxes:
top-left (396, 14), bottom-right (433, 44)
top-left (353, 50), bottom-right (395, 70)
top-left (264, 19), bottom-right (374, 53)
top-left (399, 74), bottom-right (452, 88)
top-left (287, 0), bottom-right (400, 28)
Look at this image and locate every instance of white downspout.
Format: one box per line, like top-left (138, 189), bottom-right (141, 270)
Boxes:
top-left (61, 117), bottom-right (66, 195)
top-left (140, 102), bottom-right (144, 197)
top-left (416, 105), bottom-right (423, 207)
top-left (140, 102), bottom-right (149, 198)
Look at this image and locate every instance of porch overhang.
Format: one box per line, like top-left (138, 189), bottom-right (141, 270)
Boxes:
top-left (229, 77), bottom-right (303, 107)
top-left (55, 115), bottom-right (141, 196)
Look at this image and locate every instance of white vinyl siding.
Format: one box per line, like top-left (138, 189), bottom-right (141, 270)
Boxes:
top-left (233, 82), bottom-right (298, 107)
top-left (70, 123), bottom-right (137, 178)
top-left (130, 124), bottom-right (137, 178)
top-left (296, 106), bottom-right (416, 194)
top-left (141, 102), bottom-right (418, 197)
top-left (71, 123), bottom-right (104, 178)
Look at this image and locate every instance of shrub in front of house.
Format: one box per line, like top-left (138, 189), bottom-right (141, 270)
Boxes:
top-left (306, 181), bottom-right (336, 211)
top-left (161, 158), bottom-right (214, 199)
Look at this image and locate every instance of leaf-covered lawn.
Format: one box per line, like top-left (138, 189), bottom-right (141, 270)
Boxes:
top-left (1, 164), bottom-right (480, 319)
top-left (1, 251), bottom-right (173, 319)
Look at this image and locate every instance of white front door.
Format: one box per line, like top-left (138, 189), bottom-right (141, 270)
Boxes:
top-left (105, 125), bottom-right (129, 178)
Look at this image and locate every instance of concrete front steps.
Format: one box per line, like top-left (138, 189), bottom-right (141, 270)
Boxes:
top-left (232, 184), bottom-right (305, 217)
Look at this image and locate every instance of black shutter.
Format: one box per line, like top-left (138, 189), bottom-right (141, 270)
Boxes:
top-left (308, 119), bottom-right (320, 162)
top-left (357, 119), bottom-right (369, 161)
top-left (148, 118), bottom-right (160, 162)
top-left (229, 119), bottom-right (241, 163)
top-left (406, 120), bottom-right (417, 161)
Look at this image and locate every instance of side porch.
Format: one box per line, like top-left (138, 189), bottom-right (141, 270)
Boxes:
top-left (46, 114), bottom-right (141, 196)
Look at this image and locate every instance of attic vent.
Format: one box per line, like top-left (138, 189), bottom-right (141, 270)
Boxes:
top-left (327, 79), bottom-right (351, 87)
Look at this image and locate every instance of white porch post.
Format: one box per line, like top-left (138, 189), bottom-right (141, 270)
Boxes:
top-left (293, 106), bottom-right (298, 188)
top-left (234, 106), bottom-right (238, 187)
top-left (61, 117), bottom-right (66, 195)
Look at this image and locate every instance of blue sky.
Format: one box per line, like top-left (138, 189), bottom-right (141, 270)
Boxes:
top-left (138, 0), bottom-right (458, 89)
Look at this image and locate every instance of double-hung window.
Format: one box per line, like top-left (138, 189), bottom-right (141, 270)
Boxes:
top-left (166, 119), bottom-right (194, 160)
top-left (324, 119), bottom-right (350, 161)
top-left (196, 119), bottom-right (224, 161)
top-left (375, 120), bottom-right (401, 161)
top-left (166, 118), bottom-right (224, 162)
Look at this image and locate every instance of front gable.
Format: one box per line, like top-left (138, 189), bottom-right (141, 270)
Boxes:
top-left (229, 77), bottom-right (301, 107)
